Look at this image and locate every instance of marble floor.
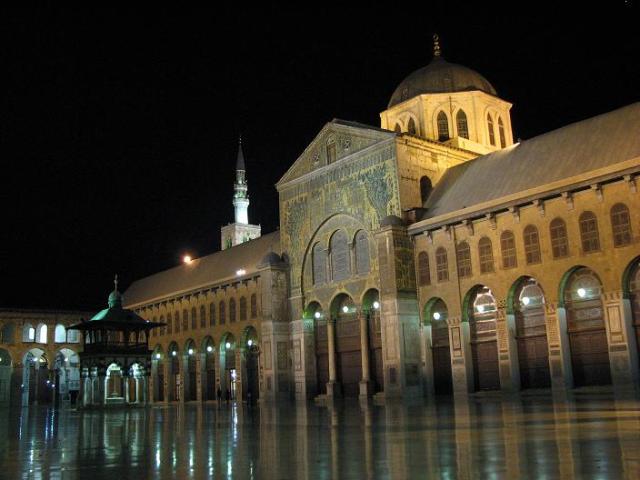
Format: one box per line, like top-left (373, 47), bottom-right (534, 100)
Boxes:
top-left (1, 391), bottom-right (639, 479)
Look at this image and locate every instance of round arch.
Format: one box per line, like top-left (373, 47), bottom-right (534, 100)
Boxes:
top-left (0, 348), bottom-right (12, 367)
top-left (152, 344), bottom-right (164, 361)
top-left (422, 297), bottom-right (447, 325)
top-left (241, 326), bottom-right (259, 350)
top-left (201, 335), bottom-right (215, 353)
top-left (304, 301), bottom-right (324, 321)
top-left (329, 292), bottom-right (355, 318)
top-left (561, 266), bottom-right (611, 387)
top-left (423, 297), bottom-right (452, 394)
top-left (622, 255), bottom-right (640, 298)
top-left (463, 285), bottom-right (500, 391)
top-left (184, 338), bottom-right (197, 356)
top-left (361, 288), bottom-right (380, 312)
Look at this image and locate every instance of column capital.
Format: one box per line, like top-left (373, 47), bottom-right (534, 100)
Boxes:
top-left (601, 290), bottom-right (624, 304)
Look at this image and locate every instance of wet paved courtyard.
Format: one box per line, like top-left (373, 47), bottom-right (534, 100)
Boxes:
top-left (1, 391), bottom-right (639, 479)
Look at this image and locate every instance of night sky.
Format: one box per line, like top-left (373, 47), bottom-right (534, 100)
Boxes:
top-left (2, 5), bottom-right (638, 310)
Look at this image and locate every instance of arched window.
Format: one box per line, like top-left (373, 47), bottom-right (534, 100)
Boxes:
top-left (437, 111), bottom-right (449, 142)
top-left (579, 211), bottom-right (600, 253)
top-left (200, 305), bottom-right (206, 328)
top-left (312, 243), bottom-right (327, 285)
top-left (355, 231), bottom-right (370, 274)
top-left (240, 297), bottom-right (247, 321)
top-left (456, 110), bottom-right (469, 139)
top-left (174, 311), bottom-right (180, 332)
top-left (417, 251), bottom-right (431, 286)
top-left (229, 298), bottom-right (236, 323)
top-left (209, 303), bottom-right (216, 326)
top-left (182, 309), bottom-right (189, 331)
top-left (394, 123), bottom-right (402, 134)
top-left (550, 218), bottom-right (569, 258)
top-left (407, 117), bottom-right (417, 135)
top-left (611, 203), bottom-right (632, 247)
top-left (22, 323), bottom-right (35, 342)
top-left (37, 324), bottom-right (48, 344)
top-left (1, 322), bottom-right (15, 344)
top-left (487, 114), bottom-right (496, 146)
top-left (167, 313), bottom-right (173, 334)
top-left (420, 176), bottom-right (433, 205)
top-left (330, 230), bottom-right (350, 281)
top-left (219, 301), bottom-right (226, 325)
top-left (250, 294), bottom-right (257, 318)
top-left (498, 117), bottom-right (506, 148)
top-left (54, 324), bottom-right (66, 343)
top-left (191, 307), bottom-right (197, 329)
top-left (523, 225), bottom-right (542, 264)
top-left (500, 231), bottom-right (517, 268)
top-left (478, 237), bottom-right (494, 273)
top-left (436, 247), bottom-right (449, 282)
top-left (456, 241), bottom-right (472, 278)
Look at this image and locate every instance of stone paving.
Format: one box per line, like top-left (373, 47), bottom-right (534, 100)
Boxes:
top-left (1, 391), bottom-right (639, 479)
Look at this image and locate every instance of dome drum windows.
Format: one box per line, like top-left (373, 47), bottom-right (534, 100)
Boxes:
top-left (456, 110), bottom-right (469, 139)
top-left (437, 111), bottom-right (450, 142)
top-left (487, 114), bottom-right (496, 146)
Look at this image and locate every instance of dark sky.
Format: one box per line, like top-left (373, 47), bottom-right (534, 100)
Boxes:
top-left (2, 4), bottom-right (639, 310)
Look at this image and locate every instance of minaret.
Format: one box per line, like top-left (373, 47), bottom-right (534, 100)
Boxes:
top-left (220, 136), bottom-right (262, 250)
top-left (233, 136), bottom-right (250, 225)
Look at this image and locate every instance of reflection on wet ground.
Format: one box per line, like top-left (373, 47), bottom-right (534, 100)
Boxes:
top-left (1, 391), bottom-right (639, 479)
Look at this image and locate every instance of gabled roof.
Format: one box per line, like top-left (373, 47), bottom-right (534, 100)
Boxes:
top-left (421, 103), bottom-right (640, 220)
top-left (276, 119), bottom-right (395, 188)
top-left (124, 231), bottom-right (280, 307)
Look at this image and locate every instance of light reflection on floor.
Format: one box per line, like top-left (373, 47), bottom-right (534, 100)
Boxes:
top-left (1, 392), bottom-right (639, 479)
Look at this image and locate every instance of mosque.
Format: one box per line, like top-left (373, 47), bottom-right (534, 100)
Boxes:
top-left (1, 37), bottom-right (639, 406)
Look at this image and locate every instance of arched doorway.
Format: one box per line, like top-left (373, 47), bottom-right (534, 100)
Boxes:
top-left (23, 348), bottom-right (51, 404)
top-left (184, 339), bottom-right (197, 401)
top-left (168, 342), bottom-right (180, 401)
top-left (306, 302), bottom-right (328, 395)
top-left (466, 286), bottom-right (500, 391)
top-left (54, 348), bottom-right (80, 405)
top-left (362, 289), bottom-right (383, 393)
top-left (0, 348), bottom-right (12, 405)
top-left (424, 298), bottom-right (452, 394)
top-left (625, 258), bottom-right (640, 354)
top-left (331, 293), bottom-right (362, 397)
top-left (242, 326), bottom-right (259, 402)
top-left (220, 333), bottom-right (237, 400)
top-left (511, 278), bottom-right (551, 389)
top-left (563, 267), bottom-right (611, 386)
top-left (201, 337), bottom-right (216, 401)
top-left (105, 363), bottom-right (124, 404)
top-left (152, 345), bottom-right (165, 402)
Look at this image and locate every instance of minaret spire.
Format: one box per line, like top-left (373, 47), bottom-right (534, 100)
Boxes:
top-left (233, 135), bottom-right (249, 225)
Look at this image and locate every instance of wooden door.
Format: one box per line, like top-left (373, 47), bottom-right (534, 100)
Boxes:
top-left (471, 315), bottom-right (500, 391)
top-left (336, 317), bottom-right (361, 397)
top-left (432, 322), bottom-right (452, 394)
top-left (516, 308), bottom-right (551, 389)
top-left (568, 300), bottom-right (611, 386)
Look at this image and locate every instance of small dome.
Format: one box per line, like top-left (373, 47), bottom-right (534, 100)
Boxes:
top-left (388, 56), bottom-right (496, 108)
top-left (108, 289), bottom-right (123, 308)
top-left (380, 215), bottom-right (404, 227)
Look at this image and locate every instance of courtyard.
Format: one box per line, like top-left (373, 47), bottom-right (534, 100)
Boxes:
top-left (1, 391), bottom-right (639, 479)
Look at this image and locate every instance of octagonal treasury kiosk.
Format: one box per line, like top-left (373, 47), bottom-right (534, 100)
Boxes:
top-left (68, 277), bottom-right (164, 408)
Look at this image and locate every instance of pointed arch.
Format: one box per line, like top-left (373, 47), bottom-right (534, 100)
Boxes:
top-left (437, 111), bottom-right (449, 141)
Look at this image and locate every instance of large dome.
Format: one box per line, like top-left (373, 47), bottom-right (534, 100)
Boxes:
top-left (388, 56), bottom-right (497, 108)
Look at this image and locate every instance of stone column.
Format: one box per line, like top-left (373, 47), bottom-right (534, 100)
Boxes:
top-left (123, 374), bottom-right (130, 404)
top-left (449, 316), bottom-right (473, 396)
top-left (80, 368), bottom-right (90, 408)
top-left (421, 323), bottom-right (435, 396)
top-left (326, 317), bottom-right (340, 398)
top-left (602, 291), bottom-right (639, 389)
top-left (178, 356), bottom-right (186, 402)
top-left (235, 349), bottom-right (243, 401)
top-left (496, 301), bottom-right (520, 392)
top-left (195, 354), bottom-right (203, 402)
top-left (96, 369), bottom-right (106, 406)
top-left (214, 352), bottom-right (222, 402)
top-left (359, 311), bottom-right (372, 397)
top-left (148, 366), bottom-right (155, 404)
top-left (162, 362), bottom-right (169, 403)
top-left (545, 302), bottom-right (573, 391)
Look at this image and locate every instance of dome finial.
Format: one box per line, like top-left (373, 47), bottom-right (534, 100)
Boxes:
top-left (114, 274), bottom-right (119, 292)
top-left (433, 33), bottom-right (441, 58)
top-left (108, 274), bottom-right (123, 308)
